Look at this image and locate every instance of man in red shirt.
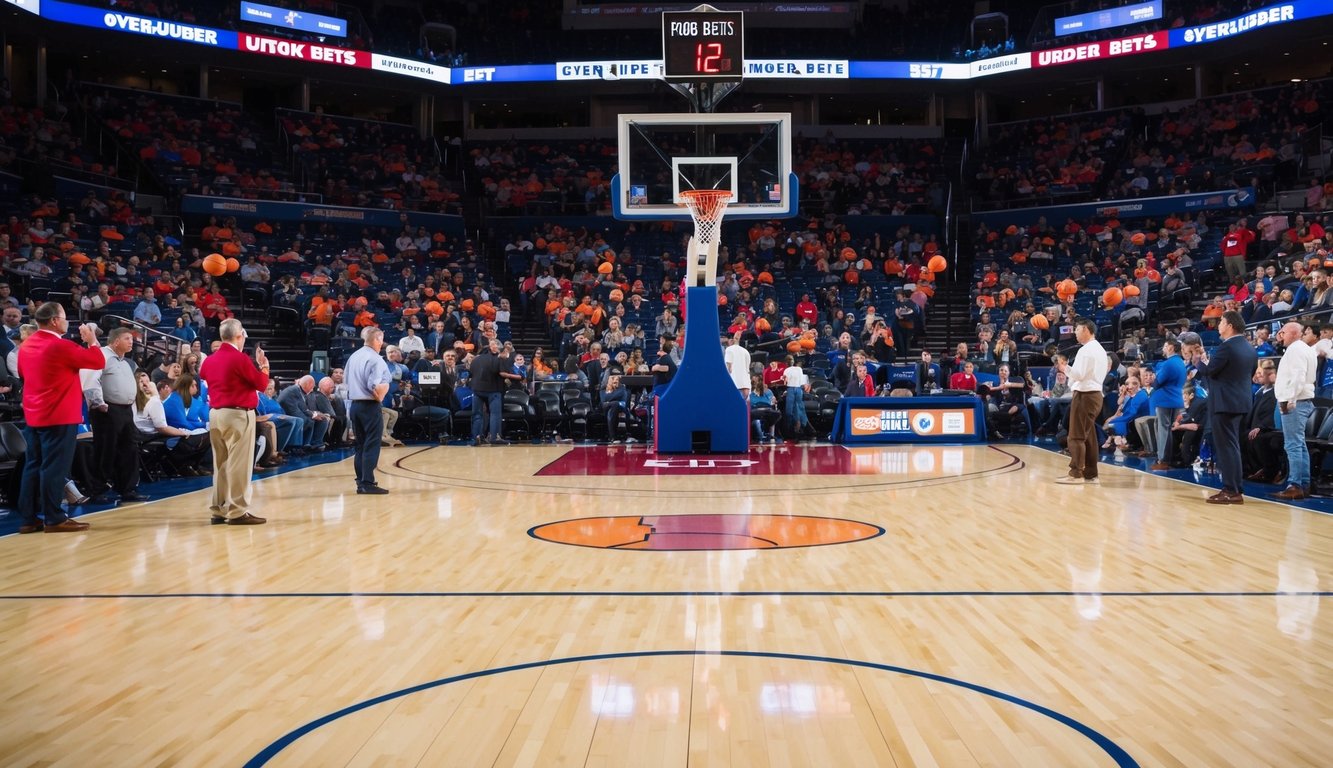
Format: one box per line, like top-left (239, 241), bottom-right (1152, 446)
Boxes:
top-left (1220, 221), bottom-right (1255, 281)
top-left (199, 318), bottom-right (270, 525)
top-left (18, 302), bottom-right (106, 533)
top-left (794, 294), bottom-right (818, 325)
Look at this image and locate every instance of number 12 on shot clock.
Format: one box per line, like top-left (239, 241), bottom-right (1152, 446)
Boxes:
top-left (662, 9), bottom-right (745, 82)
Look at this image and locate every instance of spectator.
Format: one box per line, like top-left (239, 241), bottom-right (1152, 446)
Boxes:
top-left (133, 287), bottom-right (162, 326)
top-left (84, 327), bottom-right (149, 505)
top-left (16, 303), bottom-right (105, 533)
top-left (199, 318), bottom-right (270, 525)
top-left (278, 375), bottom-right (329, 451)
top-left (134, 374), bottom-right (211, 475)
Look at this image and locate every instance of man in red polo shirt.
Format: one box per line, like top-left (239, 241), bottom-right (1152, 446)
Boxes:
top-left (18, 302), bottom-right (105, 533)
top-left (1221, 221), bottom-right (1254, 281)
top-left (199, 317), bottom-right (270, 525)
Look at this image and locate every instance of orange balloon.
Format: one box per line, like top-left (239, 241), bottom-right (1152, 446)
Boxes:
top-left (1124, 284), bottom-right (1141, 297)
top-left (756, 318), bottom-right (771, 333)
top-left (786, 340), bottom-right (802, 353)
top-left (222, 242), bottom-right (241, 257)
top-left (597, 262), bottom-right (613, 275)
top-left (799, 337), bottom-right (816, 351)
top-left (1130, 232), bottom-right (1146, 245)
top-left (1102, 287), bottom-right (1124, 308)
top-left (758, 272), bottom-right (774, 285)
top-left (461, 299), bottom-right (475, 311)
top-left (1030, 313), bottom-right (1050, 330)
top-left (928, 255), bottom-right (947, 273)
top-left (424, 301), bottom-right (443, 315)
top-left (202, 253), bottom-right (227, 276)
top-left (225, 257), bottom-right (240, 273)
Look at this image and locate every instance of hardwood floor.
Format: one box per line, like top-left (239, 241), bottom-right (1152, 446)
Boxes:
top-left (0, 443), bottom-right (1328, 766)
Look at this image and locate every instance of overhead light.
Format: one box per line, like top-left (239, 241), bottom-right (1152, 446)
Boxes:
top-left (1291, 78), bottom-right (1302, 82)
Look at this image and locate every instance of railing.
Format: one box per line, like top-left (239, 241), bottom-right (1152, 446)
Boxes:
top-left (1245, 304), bottom-right (1333, 332)
top-left (101, 314), bottom-right (188, 364)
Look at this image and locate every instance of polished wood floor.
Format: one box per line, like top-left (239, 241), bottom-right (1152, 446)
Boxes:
top-left (1, 443), bottom-right (1329, 767)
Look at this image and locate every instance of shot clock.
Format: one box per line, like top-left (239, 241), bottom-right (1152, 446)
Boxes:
top-left (662, 9), bottom-right (744, 82)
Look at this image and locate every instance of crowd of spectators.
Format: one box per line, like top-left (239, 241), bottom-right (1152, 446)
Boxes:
top-left (281, 108), bottom-right (460, 212)
top-left (976, 77), bottom-right (1331, 210)
top-left (87, 85), bottom-right (298, 202)
top-left (466, 135), bottom-right (948, 218)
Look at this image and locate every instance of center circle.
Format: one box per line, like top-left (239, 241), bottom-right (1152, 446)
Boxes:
top-left (528, 513), bottom-right (884, 551)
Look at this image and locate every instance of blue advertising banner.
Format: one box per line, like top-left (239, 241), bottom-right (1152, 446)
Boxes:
top-left (41, 0), bottom-right (235, 47)
top-left (450, 64), bottom-right (557, 84)
top-left (832, 396), bottom-right (988, 444)
top-left (1056, 0), bottom-right (1162, 37)
top-left (180, 195), bottom-right (465, 234)
top-left (972, 188), bottom-right (1256, 228)
top-left (1169, 0), bottom-right (1331, 46)
top-left (240, 1), bottom-right (346, 38)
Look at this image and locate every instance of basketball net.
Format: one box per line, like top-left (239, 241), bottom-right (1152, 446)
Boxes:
top-left (680, 189), bottom-right (730, 288)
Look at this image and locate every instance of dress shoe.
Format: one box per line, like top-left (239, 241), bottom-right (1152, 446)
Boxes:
top-left (225, 513), bottom-right (266, 525)
top-left (1149, 462), bottom-right (1173, 471)
top-left (44, 519), bottom-right (91, 532)
top-left (357, 485), bottom-right (390, 495)
top-left (1054, 475), bottom-right (1086, 485)
top-left (118, 492), bottom-right (151, 504)
top-left (210, 516), bottom-right (227, 525)
top-left (1245, 469), bottom-right (1269, 482)
top-left (1272, 486), bottom-right (1310, 500)
top-left (18, 523), bottom-right (45, 534)
top-left (489, 438), bottom-right (512, 446)
top-left (1206, 491), bottom-right (1244, 505)
top-left (88, 493), bottom-right (115, 505)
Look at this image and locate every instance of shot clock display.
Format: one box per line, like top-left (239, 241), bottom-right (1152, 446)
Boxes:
top-left (662, 10), bottom-right (745, 82)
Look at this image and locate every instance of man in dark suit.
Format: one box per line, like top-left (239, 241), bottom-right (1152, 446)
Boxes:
top-left (1192, 310), bottom-right (1260, 504)
top-left (1242, 360), bottom-right (1283, 482)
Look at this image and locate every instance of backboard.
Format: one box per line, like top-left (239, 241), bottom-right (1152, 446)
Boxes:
top-left (612, 112), bottom-right (798, 222)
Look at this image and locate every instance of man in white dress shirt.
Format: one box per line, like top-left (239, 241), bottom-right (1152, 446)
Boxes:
top-left (1056, 318), bottom-right (1109, 485)
top-left (1272, 322), bottom-right (1318, 499)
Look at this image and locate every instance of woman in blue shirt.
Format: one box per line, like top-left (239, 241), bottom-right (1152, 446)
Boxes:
top-left (749, 375), bottom-right (781, 443)
top-left (162, 373), bottom-right (209, 431)
top-left (1102, 375), bottom-right (1149, 455)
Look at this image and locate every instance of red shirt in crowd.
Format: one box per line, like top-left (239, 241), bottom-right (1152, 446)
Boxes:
top-left (199, 342), bottom-right (268, 410)
top-left (949, 372), bottom-right (978, 391)
top-left (795, 299), bottom-right (818, 324)
top-left (762, 364), bottom-right (788, 389)
top-left (19, 330), bottom-right (107, 427)
top-left (1221, 226), bottom-right (1254, 258)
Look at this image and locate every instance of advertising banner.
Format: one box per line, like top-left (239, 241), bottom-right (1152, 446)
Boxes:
top-left (833, 397), bottom-right (987, 444)
top-left (972, 188), bottom-right (1256, 228)
top-left (180, 195), bottom-right (465, 233)
top-left (371, 54), bottom-right (450, 84)
top-left (41, 0), bottom-right (234, 47)
top-left (1169, 0), bottom-right (1330, 46)
top-left (1032, 31), bottom-right (1168, 68)
top-left (4, 0), bottom-right (40, 15)
top-left (238, 33), bottom-right (369, 68)
top-left (1055, 0), bottom-right (1162, 36)
top-left (240, 1), bottom-right (346, 38)
top-left (969, 52), bottom-right (1031, 78)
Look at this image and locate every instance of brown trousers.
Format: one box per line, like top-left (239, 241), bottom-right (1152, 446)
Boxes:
top-left (209, 408), bottom-right (256, 520)
top-left (1067, 390), bottom-right (1104, 479)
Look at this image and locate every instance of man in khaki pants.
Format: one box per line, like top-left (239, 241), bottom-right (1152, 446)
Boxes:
top-left (199, 318), bottom-right (270, 525)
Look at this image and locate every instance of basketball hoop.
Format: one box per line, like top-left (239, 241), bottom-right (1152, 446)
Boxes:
top-left (680, 189), bottom-right (730, 287)
top-left (680, 189), bottom-right (731, 246)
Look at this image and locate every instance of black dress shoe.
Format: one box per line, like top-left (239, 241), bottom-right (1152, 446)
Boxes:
top-left (118, 492), bottom-right (151, 503)
top-left (88, 493), bottom-right (115, 505)
top-left (210, 516), bottom-right (227, 525)
top-left (357, 485), bottom-right (390, 495)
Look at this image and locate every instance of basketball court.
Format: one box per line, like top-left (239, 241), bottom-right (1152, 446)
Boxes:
top-left (1, 443), bottom-right (1330, 766)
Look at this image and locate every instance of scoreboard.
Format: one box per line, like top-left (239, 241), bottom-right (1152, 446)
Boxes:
top-left (662, 9), bottom-right (745, 82)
